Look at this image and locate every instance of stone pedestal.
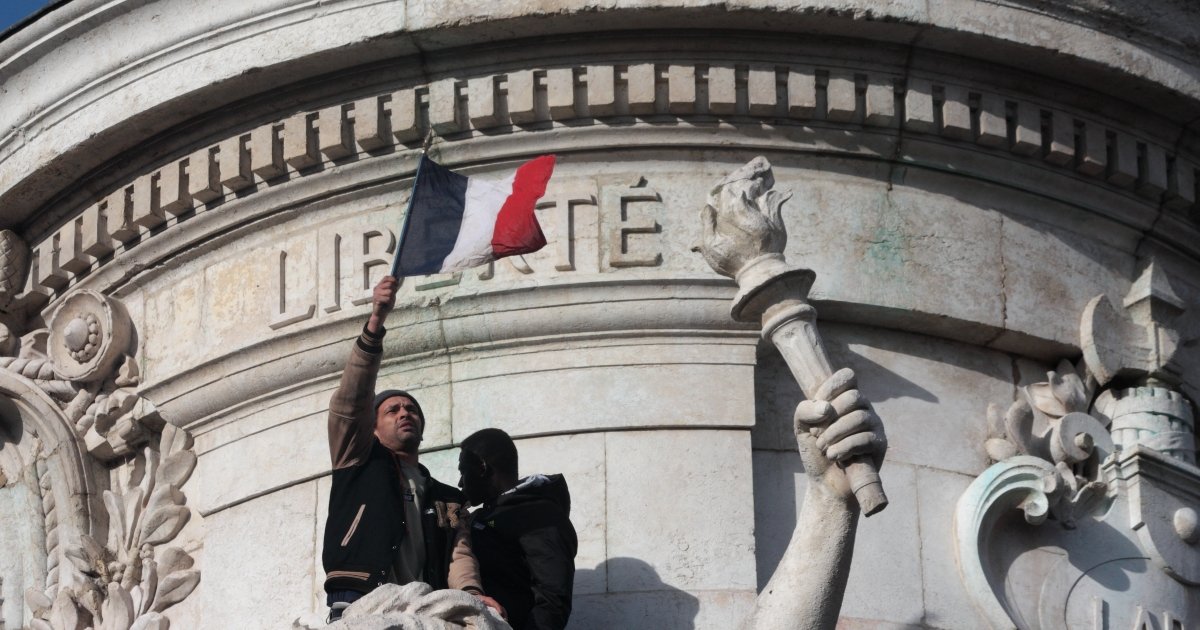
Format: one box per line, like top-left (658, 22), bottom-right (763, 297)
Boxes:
top-left (1, 1), bottom-right (1198, 628)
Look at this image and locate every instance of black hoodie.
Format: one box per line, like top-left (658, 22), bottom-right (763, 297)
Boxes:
top-left (469, 474), bottom-right (578, 630)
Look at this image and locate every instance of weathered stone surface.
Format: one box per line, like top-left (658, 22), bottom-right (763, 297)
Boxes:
top-left (918, 467), bottom-right (988, 630)
top-left (569, 590), bottom-right (755, 630)
top-left (449, 337), bottom-right (756, 439)
top-left (755, 323), bottom-right (1012, 476)
top-left (200, 482), bottom-right (317, 629)
top-left (605, 430), bottom-right (756, 592)
top-left (840, 462), bottom-right (921, 623)
top-left (193, 412), bottom-right (326, 514)
top-left (1000, 215), bottom-right (1135, 354)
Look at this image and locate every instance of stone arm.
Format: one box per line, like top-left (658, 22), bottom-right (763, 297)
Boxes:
top-left (696, 157), bottom-right (889, 629)
top-left (739, 368), bottom-right (885, 630)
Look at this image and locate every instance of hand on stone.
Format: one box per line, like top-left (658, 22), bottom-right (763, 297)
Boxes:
top-left (692, 156), bottom-right (790, 279)
top-left (793, 368), bottom-right (887, 503)
top-left (367, 275), bottom-right (398, 334)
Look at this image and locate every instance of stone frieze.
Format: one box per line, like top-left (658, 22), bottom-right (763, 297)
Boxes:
top-left (24, 58), bottom-right (1199, 311)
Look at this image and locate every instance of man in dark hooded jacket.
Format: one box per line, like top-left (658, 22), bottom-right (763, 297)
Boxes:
top-left (458, 428), bottom-right (578, 630)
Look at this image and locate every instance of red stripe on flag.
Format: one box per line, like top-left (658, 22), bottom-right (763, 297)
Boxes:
top-left (491, 155), bottom-right (555, 258)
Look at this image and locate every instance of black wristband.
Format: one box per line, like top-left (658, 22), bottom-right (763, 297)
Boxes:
top-left (357, 322), bottom-right (386, 353)
top-left (362, 321), bottom-right (386, 340)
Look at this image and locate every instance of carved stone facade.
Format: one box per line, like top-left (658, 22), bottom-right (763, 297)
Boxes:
top-left (1, 1), bottom-right (1198, 628)
top-left (957, 262), bottom-right (1200, 628)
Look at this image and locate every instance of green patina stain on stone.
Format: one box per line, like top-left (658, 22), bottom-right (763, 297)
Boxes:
top-left (862, 194), bottom-right (910, 287)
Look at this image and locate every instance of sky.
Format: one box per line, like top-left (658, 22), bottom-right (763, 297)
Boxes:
top-left (0, 0), bottom-right (53, 35)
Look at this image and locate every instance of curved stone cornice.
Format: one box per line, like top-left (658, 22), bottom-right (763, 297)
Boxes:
top-left (15, 47), bottom-right (1200, 312)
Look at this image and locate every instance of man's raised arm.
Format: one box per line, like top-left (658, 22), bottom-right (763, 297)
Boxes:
top-left (327, 275), bottom-right (398, 469)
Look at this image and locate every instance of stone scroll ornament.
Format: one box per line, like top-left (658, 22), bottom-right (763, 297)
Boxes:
top-left (0, 232), bottom-right (161, 460)
top-left (957, 262), bottom-right (1200, 629)
top-left (694, 157), bottom-right (888, 630)
top-left (0, 231), bottom-right (201, 630)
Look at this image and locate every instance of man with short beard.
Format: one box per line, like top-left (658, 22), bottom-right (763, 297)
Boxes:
top-left (322, 275), bottom-right (503, 622)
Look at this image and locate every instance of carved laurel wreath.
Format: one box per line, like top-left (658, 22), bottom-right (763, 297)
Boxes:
top-left (25, 424), bottom-right (199, 630)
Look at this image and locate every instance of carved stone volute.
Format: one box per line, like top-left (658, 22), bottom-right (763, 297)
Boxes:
top-left (958, 261), bottom-right (1200, 629)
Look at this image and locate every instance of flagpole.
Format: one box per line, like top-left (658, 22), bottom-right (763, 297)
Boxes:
top-left (390, 142), bottom-right (432, 278)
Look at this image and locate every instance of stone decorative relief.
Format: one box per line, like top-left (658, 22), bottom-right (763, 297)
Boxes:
top-left (294, 583), bottom-right (508, 630)
top-left (0, 285), bottom-right (161, 462)
top-left (957, 263), bottom-right (1200, 629)
top-left (24, 424), bottom-right (199, 630)
top-left (27, 61), bottom-right (1198, 305)
top-left (0, 230), bottom-right (29, 313)
top-left (0, 228), bottom-right (201, 628)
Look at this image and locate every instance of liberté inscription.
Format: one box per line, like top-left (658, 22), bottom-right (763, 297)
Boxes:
top-left (269, 179), bottom-right (666, 329)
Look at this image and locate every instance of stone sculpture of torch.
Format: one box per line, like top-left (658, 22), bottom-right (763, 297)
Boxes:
top-left (696, 157), bottom-right (888, 516)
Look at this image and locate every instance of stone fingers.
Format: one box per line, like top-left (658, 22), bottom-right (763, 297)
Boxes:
top-left (813, 367), bottom-right (857, 402)
top-left (830, 388), bottom-right (868, 417)
top-left (822, 431), bottom-right (883, 463)
top-left (814, 409), bottom-right (878, 453)
top-left (794, 400), bottom-right (835, 431)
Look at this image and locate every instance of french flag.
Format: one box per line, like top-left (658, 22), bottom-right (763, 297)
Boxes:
top-left (391, 155), bottom-right (555, 277)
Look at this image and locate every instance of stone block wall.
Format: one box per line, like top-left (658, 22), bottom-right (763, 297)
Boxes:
top-left (1, 1), bottom-right (1198, 628)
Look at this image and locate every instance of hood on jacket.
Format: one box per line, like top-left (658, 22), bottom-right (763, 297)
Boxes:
top-left (497, 473), bottom-right (571, 516)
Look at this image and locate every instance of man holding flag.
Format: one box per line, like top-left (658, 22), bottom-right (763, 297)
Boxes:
top-left (321, 153), bottom-right (556, 622)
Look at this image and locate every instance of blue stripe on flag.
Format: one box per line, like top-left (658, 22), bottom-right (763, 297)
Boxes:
top-left (395, 158), bottom-right (469, 276)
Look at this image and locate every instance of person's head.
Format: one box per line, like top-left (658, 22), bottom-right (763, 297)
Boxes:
top-left (373, 389), bottom-right (424, 454)
top-left (458, 428), bottom-right (519, 506)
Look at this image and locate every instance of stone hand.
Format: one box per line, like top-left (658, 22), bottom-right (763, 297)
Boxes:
top-left (793, 368), bottom-right (887, 502)
top-left (693, 155), bottom-right (791, 278)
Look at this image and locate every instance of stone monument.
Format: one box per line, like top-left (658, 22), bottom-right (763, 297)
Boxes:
top-left (1, 1), bottom-right (1198, 628)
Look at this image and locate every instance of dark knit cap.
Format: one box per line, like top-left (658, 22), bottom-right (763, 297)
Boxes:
top-left (373, 389), bottom-right (425, 434)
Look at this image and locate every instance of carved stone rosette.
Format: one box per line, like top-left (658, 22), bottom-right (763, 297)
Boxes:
top-left (0, 288), bottom-right (162, 463)
top-left (956, 263), bottom-right (1200, 629)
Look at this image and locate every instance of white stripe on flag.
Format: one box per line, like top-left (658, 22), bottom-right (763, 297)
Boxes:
top-left (439, 174), bottom-right (516, 272)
